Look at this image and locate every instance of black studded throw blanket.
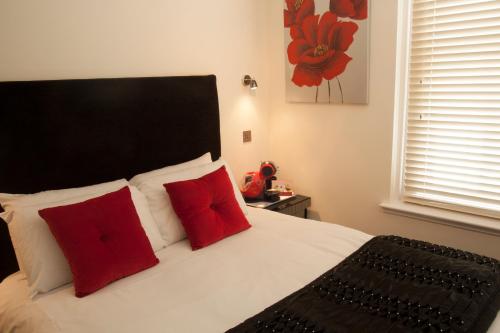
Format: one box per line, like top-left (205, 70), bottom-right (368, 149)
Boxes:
top-left (227, 236), bottom-right (500, 333)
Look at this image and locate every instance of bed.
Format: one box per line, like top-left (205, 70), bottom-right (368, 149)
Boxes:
top-left (0, 75), bottom-right (498, 333)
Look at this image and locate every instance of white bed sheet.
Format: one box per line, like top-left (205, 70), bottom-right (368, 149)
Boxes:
top-left (1, 207), bottom-right (498, 333)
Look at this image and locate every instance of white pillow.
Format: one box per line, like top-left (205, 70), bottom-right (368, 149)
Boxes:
top-left (134, 158), bottom-right (248, 246)
top-left (129, 152), bottom-right (212, 185)
top-left (128, 186), bottom-right (167, 252)
top-left (0, 181), bottom-right (165, 296)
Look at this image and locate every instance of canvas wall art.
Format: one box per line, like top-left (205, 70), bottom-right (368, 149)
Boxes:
top-left (284, 0), bottom-right (369, 104)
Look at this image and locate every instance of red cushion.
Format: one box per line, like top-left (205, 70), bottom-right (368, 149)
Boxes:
top-left (38, 187), bottom-right (159, 297)
top-left (164, 166), bottom-right (251, 250)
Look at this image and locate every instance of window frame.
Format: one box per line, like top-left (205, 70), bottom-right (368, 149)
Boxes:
top-left (381, 0), bottom-right (500, 236)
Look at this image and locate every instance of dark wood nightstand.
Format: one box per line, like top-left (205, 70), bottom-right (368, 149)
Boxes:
top-left (249, 195), bottom-right (311, 218)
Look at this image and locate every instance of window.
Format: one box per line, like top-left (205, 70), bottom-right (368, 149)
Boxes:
top-left (385, 0), bottom-right (500, 230)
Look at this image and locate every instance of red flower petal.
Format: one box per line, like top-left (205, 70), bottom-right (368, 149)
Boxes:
top-left (317, 12), bottom-right (338, 46)
top-left (353, 0), bottom-right (368, 19)
top-left (322, 52), bottom-right (352, 80)
top-left (285, 0), bottom-right (295, 11)
top-left (284, 10), bottom-right (293, 27)
top-left (300, 50), bottom-right (335, 66)
top-left (290, 25), bottom-right (304, 39)
top-left (292, 64), bottom-right (323, 87)
top-left (287, 39), bottom-right (311, 65)
top-left (333, 21), bottom-right (358, 52)
top-left (295, 0), bottom-right (316, 24)
top-left (327, 25), bottom-right (339, 51)
top-left (284, 10), bottom-right (292, 27)
top-left (329, 0), bottom-right (356, 18)
top-left (302, 15), bottom-right (320, 48)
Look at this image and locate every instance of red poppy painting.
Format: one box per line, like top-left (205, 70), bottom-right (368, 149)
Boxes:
top-left (284, 0), bottom-right (369, 104)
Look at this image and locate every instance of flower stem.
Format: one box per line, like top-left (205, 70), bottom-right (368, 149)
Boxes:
top-left (328, 80), bottom-right (331, 104)
top-left (315, 86), bottom-right (318, 103)
top-left (336, 77), bottom-right (344, 104)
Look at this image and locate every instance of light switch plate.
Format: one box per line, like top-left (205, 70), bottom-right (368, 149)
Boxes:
top-left (243, 130), bottom-right (252, 143)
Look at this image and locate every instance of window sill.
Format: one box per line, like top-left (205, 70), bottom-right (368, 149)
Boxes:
top-left (380, 201), bottom-right (500, 236)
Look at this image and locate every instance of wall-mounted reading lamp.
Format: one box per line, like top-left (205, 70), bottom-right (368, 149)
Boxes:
top-left (243, 75), bottom-right (258, 90)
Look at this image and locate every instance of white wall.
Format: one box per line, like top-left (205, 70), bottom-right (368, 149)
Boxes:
top-left (0, 0), bottom-right (270, 178)
top-left (266, 0), bottom-right (500, 259)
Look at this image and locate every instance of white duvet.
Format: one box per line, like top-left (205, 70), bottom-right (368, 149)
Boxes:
top-left (1, 208), bottom-right (498, 332)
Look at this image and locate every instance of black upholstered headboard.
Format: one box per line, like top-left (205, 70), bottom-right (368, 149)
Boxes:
top-left (0, 75), bottom-right (221, 281)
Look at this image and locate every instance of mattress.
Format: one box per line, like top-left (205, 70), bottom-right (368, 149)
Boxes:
top-left (1, 207), bottom-right (498, 333)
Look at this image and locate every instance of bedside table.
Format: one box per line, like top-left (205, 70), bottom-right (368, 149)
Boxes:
top-left (249, 195), bottom-right (311, 218)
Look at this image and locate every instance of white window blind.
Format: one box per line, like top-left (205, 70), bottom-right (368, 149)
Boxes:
top-left (403, 0), bottom-right (500, 218)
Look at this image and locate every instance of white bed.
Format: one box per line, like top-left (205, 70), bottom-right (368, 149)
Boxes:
top-left (1, 76), bottom-right (498, 333)
top-left (0, 207), bottom-right (367, 332)
top-left (1, 207), bottom-right (499, 333)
